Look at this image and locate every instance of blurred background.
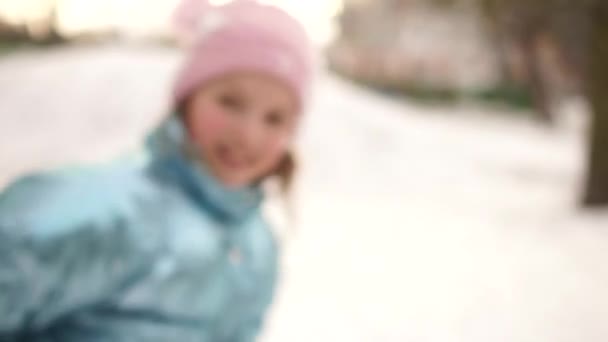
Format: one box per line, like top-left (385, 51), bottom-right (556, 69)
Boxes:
top-left (1, 0), bottom-right (608, 341)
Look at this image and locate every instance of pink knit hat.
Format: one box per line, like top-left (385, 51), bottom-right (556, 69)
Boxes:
top-left (172, 0), bottom-right (314, 110)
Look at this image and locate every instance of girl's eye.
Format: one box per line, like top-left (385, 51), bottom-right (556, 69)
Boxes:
top-left (218, 94), bottom-right (244, 111)
top-left (265, 111), bottom-right (287, 128)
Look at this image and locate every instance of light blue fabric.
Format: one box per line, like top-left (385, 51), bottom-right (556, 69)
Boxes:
top-left (0, 116), bottom-right (278, 342)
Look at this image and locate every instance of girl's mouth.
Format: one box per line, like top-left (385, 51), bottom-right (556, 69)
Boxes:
top-left (216, 144), bottom-right (252, 170)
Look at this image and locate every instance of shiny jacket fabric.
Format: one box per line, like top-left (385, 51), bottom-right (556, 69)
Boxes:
top-left (0, 117), bottom-right (278, 342)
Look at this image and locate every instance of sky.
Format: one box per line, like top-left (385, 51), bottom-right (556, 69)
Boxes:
top-left (0, 0), bottom-right (343, 43)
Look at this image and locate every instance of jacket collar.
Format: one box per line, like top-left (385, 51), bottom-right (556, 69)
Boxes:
top-left (146, 116), bottom-right (263, 225)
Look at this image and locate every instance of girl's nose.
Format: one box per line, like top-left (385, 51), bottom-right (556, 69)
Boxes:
top-left (235, 114), bottom-right (265, 149)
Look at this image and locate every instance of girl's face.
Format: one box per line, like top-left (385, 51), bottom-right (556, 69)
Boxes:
top-left (184, 72), bottom-right (299, 188)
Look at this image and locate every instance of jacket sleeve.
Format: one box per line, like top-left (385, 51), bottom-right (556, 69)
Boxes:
top-left (0, 171), bottom-right (158, 334)
top-left (232, 244), bottom-right (279, 342)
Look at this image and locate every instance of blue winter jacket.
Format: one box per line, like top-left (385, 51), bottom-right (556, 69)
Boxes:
top-left (0, 117), bottom-right (278, 342)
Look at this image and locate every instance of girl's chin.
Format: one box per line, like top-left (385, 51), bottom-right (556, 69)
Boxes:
top-left (204, 155), bottom-right (270, 188)
top-left (214, 169), bottom-right (255, 189)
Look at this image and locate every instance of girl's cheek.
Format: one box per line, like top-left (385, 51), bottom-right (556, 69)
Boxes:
top-left (189, 105), bottom-right (229, 145)
top-left (201, 110), bottom-right (228, 133)
top-left (264, 135), bottom-right (291, 161)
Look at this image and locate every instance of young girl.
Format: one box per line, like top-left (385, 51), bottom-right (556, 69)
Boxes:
top-left (0, 1), bottom-right (313, 341)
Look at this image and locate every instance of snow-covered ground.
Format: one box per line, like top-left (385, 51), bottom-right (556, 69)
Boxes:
top-left (1, 45), bottom-right (606, 342)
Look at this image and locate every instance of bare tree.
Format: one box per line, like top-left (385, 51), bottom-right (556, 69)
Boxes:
top-left (583, 0), bottom-right (608, 207)
top-left (0, 0), bottom-right (65, 45)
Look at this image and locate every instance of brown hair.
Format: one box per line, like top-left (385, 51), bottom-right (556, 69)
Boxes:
top-left (268, 151), bottom-right (296, 229)
top-left (272, 151), bottom-right (296, 195)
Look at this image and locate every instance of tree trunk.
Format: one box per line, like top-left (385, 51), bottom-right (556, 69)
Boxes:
top-left (583, 1), bottom-right (608, 207)
top-left (45, 3), bottom-right (65, 44)
top-left (521, 29), bottom-right (553, 124)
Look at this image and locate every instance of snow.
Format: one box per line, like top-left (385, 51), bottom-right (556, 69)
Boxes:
top-left (0, 45), bottom-right (606, 342)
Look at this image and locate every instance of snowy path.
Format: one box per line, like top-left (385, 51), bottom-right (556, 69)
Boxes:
top-left (0, 45), bottom-right (606, 342)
